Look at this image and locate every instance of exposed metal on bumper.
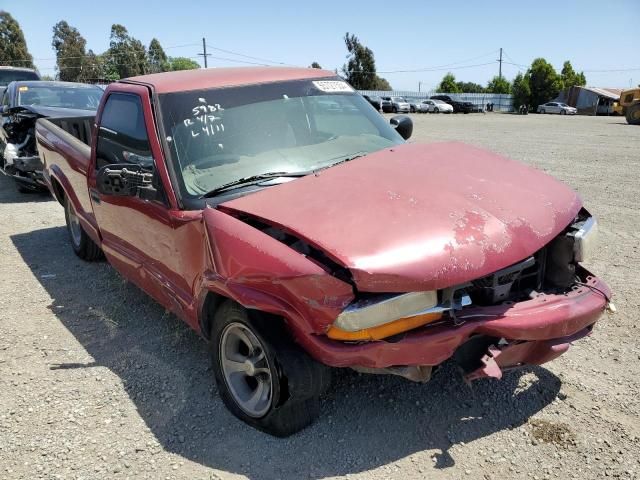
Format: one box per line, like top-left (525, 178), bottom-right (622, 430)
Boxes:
top-left (302, 274), bottom-right (609, 369)
top-left (464, 325), bottom-right (593, 381)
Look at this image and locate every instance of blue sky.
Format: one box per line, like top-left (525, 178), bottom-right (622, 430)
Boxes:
top-left (4, 0), bottom-right (639, 90)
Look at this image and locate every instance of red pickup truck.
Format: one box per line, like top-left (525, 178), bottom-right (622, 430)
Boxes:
top-left (36, 67), bottom-right (611, 436)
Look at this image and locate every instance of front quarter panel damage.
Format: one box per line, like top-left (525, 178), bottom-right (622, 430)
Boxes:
top-left (202, 208), bottom-right (354, 335)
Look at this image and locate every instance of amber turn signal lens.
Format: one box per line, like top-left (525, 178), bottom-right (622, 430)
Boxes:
top-left (326, 312), bottom-right (443, 341)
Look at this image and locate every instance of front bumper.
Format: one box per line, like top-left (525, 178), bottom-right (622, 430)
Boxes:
top-left (303, 273), bottom-right (609, 369)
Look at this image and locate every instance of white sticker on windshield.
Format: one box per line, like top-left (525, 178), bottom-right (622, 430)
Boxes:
top-left (312, 81), bottom-right (353, 93)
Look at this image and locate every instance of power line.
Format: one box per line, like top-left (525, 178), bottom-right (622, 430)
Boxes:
top-left (363, 50), bottom-right (499, 75)
top-left (205, 43), bottom-right (296, 66)
top-left (349, 61), bottom-right (497, 75)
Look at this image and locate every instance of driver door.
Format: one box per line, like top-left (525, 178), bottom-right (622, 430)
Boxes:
top-left (88, 86), bottom-right (181, 311)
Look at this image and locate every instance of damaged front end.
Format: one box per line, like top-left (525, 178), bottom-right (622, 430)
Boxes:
top-left (311, 209), bottom-right (610, 382)
top-left (1, 107), bottom-right (45, 190)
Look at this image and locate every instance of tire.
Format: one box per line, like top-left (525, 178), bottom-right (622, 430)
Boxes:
top-left (392, 106), bottom-right (397, 113)
top-left (540, 109), bottom-right (546, 114)
top-left (560, 109), bottom-right (566, 115)
top-left (626, 103), bottom-right (640, 125)
top-left (210, 301), bottom-right (330, 437)
top-left (434, 107), bottom-right (439, 113)
top-left (64, 195), bottom-right (103, 261)
top-left (410, 106), bottom-right (415, 113)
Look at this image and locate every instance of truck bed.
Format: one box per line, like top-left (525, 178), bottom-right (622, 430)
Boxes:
top-left (35, 115), bottom-right (97, 234)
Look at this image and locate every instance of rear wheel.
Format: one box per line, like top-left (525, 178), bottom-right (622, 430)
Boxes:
top-left (64, 196), bottom-right (103, 261)
top-left (540, 108), bottom-right (546, 114)
top-left (626, 103), bottom-right (640, 125)
top-left (211, 301), bottom-right (330, 436)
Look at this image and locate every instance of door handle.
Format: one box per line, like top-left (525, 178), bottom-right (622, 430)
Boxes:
top-left (89, 189), bottom-right (101, 204)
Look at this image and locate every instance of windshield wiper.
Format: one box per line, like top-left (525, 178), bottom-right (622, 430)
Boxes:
top-left (313, 151), bottom-right (367, 173)
top-left (200, 171), bottom-right (309, 198)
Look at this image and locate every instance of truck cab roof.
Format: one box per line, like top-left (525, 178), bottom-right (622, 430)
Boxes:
top-left (124, 67), bottom-right (336, 93)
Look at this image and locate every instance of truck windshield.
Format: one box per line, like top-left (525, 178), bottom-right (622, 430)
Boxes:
top-left (17, 85), bottom-right (103, 110)
top-left (158, 77), bottom-right (403, 198)
top-left (0, 70), bottom-right (39, 86)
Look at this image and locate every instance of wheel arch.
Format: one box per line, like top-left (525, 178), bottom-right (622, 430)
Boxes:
top-left (50, 176), bottom-right (65, 205)
top-left (199, 289), bottom-right (291, 341)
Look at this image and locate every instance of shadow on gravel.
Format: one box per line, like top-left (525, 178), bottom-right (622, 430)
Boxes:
top-left (0, 175), bottom-right (52, 204)
top-left (12, 225), bottom-right (561, 480)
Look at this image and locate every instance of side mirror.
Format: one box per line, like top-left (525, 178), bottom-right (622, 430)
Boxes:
top-left (390, 115), bottom-right (413, 140)
top-left (96, 163), bottom-right (156, 199)
top-left (0, 105), bottom-right (9, 116)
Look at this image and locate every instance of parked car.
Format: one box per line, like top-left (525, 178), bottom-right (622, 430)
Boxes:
top-left (421, 99), bottom-right (454, 113)
top-left (0, 66), bottom-right (40, 98)
top-left (1, 80), bottom-right (103, 192)
top-left (430, 94), bottom-right (474, 113)
top-left (537, 102), bottom-right (577, 115)
top-left (409, 99), bottom-right (423, 113)
top-left (37, 67), bottom-right (609, 437)
top-left (391, 96), bottom-right (411, 113)
top-left (379, 96), bottom-right (393, 113)
top-left (362, 94), bottom-right (381, 111)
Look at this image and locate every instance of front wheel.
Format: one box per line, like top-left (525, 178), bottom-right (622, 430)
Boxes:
top-left (64, 196), bottom-right (103, 261)
top-left (560, 109), bottom-right (566, 115)
top-left (211, 301), bottom-right (330, 436)
top-left (627, 103), bottom-right (640, 125)
top-left (434, 107), bottom-right (439, 113)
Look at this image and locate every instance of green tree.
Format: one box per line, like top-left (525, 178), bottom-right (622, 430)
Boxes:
top-left (169, 57), bottom-right (200, 71)
top-left (0, 11), bottom-right (34, 68)
top-left (310, 61), bottom-right (321, 69)
top-left (456, 81), bottom-right (485, 93)
top-left (560, 60), bottom-right (586, 89)
top-left (52, 21), bottom-right (87, 82)
top-left (341, 32), bottom-right (388, 90)
top-left (106, 24), bottom-right (148, 79)
top-left (437, 73), bottom-right (460, 93)
top-left (528, 57), bottom-right (561, 107)
top-left (486, 76), bottom-right (511, 94)
top-left (511, 72), bottom-right (531, 109)
top-left (81, 49), bottom-right (114, 81)
top-left (372, 76), bottom-right (392, 90)
top-left (148, 38), bottom-right (169, 73)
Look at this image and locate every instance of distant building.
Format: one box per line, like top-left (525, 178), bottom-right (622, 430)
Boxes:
top-left (555, 86), bottom-right (623, 115)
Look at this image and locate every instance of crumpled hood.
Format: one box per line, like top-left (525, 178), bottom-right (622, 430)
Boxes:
top-left (219, 142), bottom-right (582, 292)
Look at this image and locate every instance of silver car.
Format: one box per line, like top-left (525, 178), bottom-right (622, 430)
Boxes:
top-left (391, 96), bottom-right (411, 113)
top-left (537, 102), bottom-right (577, 115)
top-left (422, 99), bottom-right (454, 113)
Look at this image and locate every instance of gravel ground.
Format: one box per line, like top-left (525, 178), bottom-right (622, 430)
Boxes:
top-left (1, 113), bottom-right (639, 480)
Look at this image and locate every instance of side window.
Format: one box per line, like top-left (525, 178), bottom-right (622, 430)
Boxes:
top-left (1, 90), bottom-right (9, 107)
top-left (96, 93), bottom-right (153, 170)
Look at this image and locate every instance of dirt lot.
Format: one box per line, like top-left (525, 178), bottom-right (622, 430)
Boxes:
top-left (1, 113), bottom-right (639, 480)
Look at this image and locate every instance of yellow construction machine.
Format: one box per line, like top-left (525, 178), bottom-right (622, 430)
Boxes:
top-left (613, 88), bottom-right (640, 124)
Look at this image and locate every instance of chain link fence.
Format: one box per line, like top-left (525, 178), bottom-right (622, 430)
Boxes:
top-left (358, 90), bottom-right (514, 112)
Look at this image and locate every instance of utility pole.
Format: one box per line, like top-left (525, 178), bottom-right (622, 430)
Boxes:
top-left (498, 47), bottom-right (503, 79)
top-left (418, 81), bottom-right (421, 92)
top-left (198, 37), bottom-right (211, 68)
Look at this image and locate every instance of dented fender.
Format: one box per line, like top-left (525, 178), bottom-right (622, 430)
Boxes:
top-left (202, 208), bottom-right (354, 335)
